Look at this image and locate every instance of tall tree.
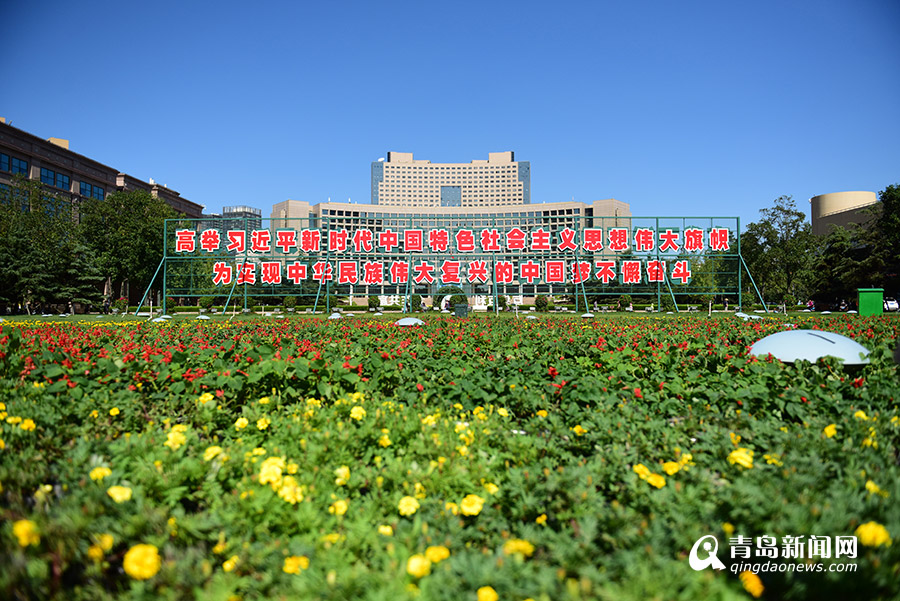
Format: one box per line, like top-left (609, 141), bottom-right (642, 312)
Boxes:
top-left (0, 177), bottom-right (101, 311)
top-left (740, 196), bottom-right (816, 303)
top-left (79, 189), bottom-right (177, 300)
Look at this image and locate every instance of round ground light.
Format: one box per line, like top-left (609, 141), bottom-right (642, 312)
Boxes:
top-left (749, 330), bottom-right (870, 365)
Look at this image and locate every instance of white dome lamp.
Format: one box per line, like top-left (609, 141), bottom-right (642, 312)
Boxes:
top-left (750, 330), bottom-right (870, 366)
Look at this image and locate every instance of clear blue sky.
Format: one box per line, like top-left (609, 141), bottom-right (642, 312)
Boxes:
top-left (4, 0), bottom-right (898, 228)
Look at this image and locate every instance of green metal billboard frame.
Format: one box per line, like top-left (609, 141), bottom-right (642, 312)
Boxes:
top-left (137, 214), bottom-right (768, 316)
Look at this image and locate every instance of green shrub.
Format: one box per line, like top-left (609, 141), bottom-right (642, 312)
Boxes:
top-left (535, 295), bottom-right (549, 312)
top-left (449, 294), bottom-right (467, 307)
top-left (283, 296), bottom-right (297, 309)
top-left (368, 295), bottom-right (379, 309)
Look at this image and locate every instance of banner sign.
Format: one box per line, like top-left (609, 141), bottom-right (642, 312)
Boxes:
top-left (172, 225), bottom-right (733, 287)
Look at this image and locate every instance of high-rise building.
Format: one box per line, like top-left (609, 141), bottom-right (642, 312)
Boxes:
top-left (371, 151), bottom-right (530, 207)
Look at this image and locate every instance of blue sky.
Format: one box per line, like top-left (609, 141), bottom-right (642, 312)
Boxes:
top-left (3, 0), bottom-right (898, 228)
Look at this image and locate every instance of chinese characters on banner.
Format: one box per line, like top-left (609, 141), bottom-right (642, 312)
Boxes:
top-left (173, 226), bottom-right (732, 287)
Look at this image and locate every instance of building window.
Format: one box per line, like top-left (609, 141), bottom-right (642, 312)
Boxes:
top-left (11, 157), bottom-right (28, 175)
top-left (41, 167), bottom-right (56, 186)
top-left (57, 173), bottom-right (70, 190)
top-left (80, 181), bottom-right (105, 200)
top-left (0, 153), bottom-right (8, 172)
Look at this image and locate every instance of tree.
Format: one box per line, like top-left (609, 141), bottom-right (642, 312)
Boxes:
top-left (869, 184), bottom-right (900, 293)
top-left (79, 189), bottom-right (178, 300)
top-left (740, 196), bottom-right (816, 303)
top-left (0, 177), bottom-right (101, 312)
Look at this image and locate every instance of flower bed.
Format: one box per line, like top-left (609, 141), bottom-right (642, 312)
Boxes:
top-left (0, 315), bottom-right (898, 599)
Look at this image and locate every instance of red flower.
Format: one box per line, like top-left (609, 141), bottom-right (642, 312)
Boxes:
top-left (634, 388), bottom-right (643, 399)
top-left (548, 366), bottom-right (558, 378)
top-left (416, 383), bottom-right (424, 392)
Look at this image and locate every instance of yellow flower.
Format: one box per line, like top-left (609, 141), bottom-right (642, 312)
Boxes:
top-left (763, 454), bottom-right (783, 467)
top-left (425, 545), bottom-right (450, 563)
top-left (739, 570), bottom-right (764, 598)
top-left (334, 466), bottom-right (350, 486)
top-left (406, 554), bottom-right (432, 578)
top-left (350, 406), bottom-right (366, 421)
top-left (865, 480), bottom-right (888, 498)
top-left (234, 417), bottom-right (249, 430)
top-left (727, 448), bottom-right (754, 469)
top-left (109, 407), bottom-right (120, 416)
top-left (258, 396), bottom-right (270, 405)
top-left (87, 545), bottom-right (104, 561)
top-left (259, 456), bottom-right (286, 488)
top-left (107, 486), bottom-right (133, 503)
top-left (398, 496), bottom-right (420, 516)
top-left (0, 438), bottom-right (5, 450)
top-left (329, 499), bottom-right (349, 516)
top-left (722, 522), bottom-right (735, 536)
top-left (824, 424), bottom-right (837, 438)
top-left (679, 453), bottom-right (694, 467)
top-left (98, 533), bottom-right (114, 551)
top-left (460, 494), bottom-right (485, 516)
top-left (197, 392), bottom-right (214, 406)
top-left (278, 476), bottom-right (304, 504)
top-left (378, 433), bottom-right (392, 447)
top-left (571, 424), bottom-right (586, 436)
top-left (632, 464), bottom-right (651, 479)
top-left (89, 466), bottom-right (112, 481)
top-left (497, 407), bottom-right (509, 417)
top-left (322, 532), bottom-right (343, 545)
top-left (123, 544), bottom-right (160, 580)
top-left (283, 555), bottom-right (309, 574)
top-left (445, 501), bottom-right (459, 515)
top-left (535, 513), bottom-right (548, 525)
top-left (662, 461), bottom-right (680, 475)
top-left (477, 586), bottom-right (499, 601)
top-left (855, 521), bottom-right (892, 547)
top-left (414, 482), bottom-right (427, 499)
top-left (12, 519), bottom-right (40, 547)
top-left (502, 538), bottom-right (535, 557)
top-left (483, 482), bottom-right (499, 495)
top-left (6, 416), bottom-right (22, 425)
top-left (90, 410), bottom-right (99, 419)
top-left (20, 419), bottom-right (36, 432)
top-left (223, 555), bottom-right (239, 572)
top-left (729, 432), bottom-right (741, 446)
top-left (536, 410), bottom-right (548, 418)
top-left (203, 446), bottom-right (223, 462)
top-left (645, 473), bottom-right (666, 488)
top-left (164, 429), bottom-right (186, 451)
top-left (854, 410), bottom-right (869, 421)
top-left (256, 417), bottom-right (270, 430)
top-left (378, 524), bottom-right (394, 536)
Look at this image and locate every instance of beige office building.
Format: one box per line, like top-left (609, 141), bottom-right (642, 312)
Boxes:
top-left (268, 151), bottom-right (631, 303)
top-left (371, 151), bottom-right (530, 208)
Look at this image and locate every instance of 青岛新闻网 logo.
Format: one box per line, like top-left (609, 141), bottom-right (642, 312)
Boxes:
top-left (689, 534), bottom-right (727, 571)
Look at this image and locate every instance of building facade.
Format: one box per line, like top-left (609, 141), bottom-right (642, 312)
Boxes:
top-left (809, 191), bottom-right (878, 236)
top-left (0, 119), bottom-right (203, 218)
top-left (270, 197), bottom-right (632, 302)
top-left (371, 151), bottom-right (530, 208)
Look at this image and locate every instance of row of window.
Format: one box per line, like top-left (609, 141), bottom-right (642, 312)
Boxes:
top-left (322, 209), bottom-right (581, 218)
top-left (79, 181), bottom-right (105, 200)
top-left (1, 153), bottom-right (29, 175)
top-left (41, 167), bottom-right (71, 191)
top-left (2, 152), bottom-right (106, 200)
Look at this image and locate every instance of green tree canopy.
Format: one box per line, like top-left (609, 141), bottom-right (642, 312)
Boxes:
top-left (740, 196), bottom-right (816, 303)
top-left (79, 189), bottom-right (178, 299)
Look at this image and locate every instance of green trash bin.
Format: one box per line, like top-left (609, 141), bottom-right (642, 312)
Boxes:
top-left (453, 304), bottom-right (469, 318)
top-left (858, 288), bottom-right (883, 316)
